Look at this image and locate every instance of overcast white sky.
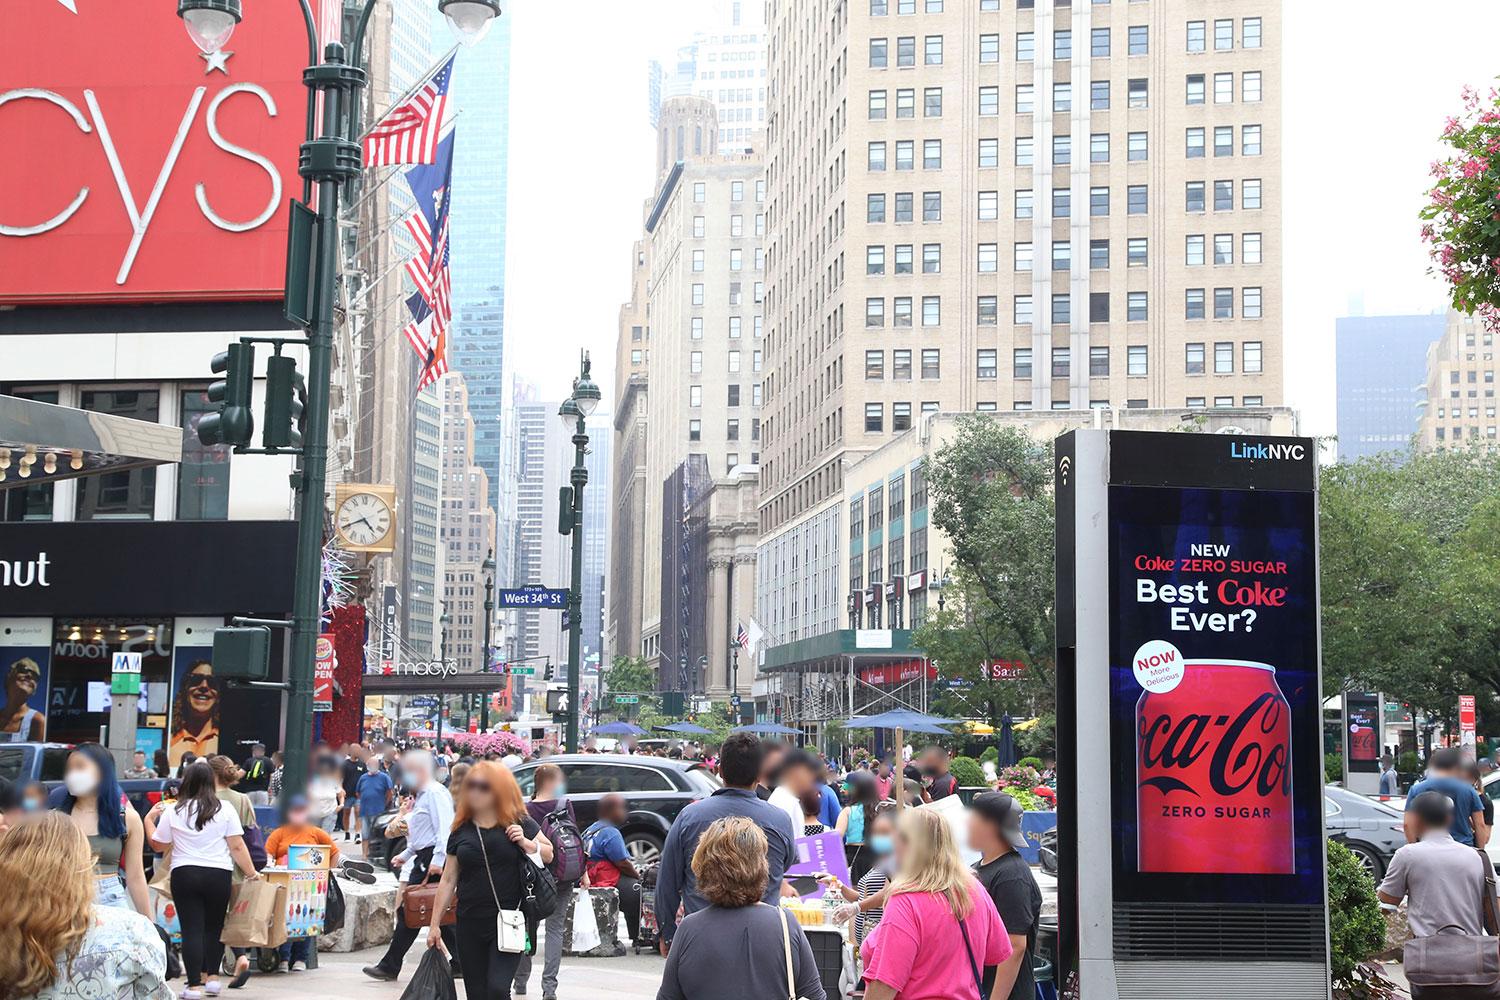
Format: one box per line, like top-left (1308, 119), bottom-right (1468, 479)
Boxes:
top-left (501, 0), bottom-right (1500, 437)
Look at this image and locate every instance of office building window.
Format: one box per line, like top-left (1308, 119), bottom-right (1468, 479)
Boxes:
top-left (895, 296), bottom-right (913, 326)
top-left (865, 403), bottom-right (884, 432)
top-left (1243, 341), bottom-right (1262, 372)
top-left (1053, 135), bottom-right (1071, 164)
top-left (1215, 18), bottom-right (1233, 50)
top-left (1243, 286), bottom-right (1263, 318)
top-left (1186, 74), bottom-right (1205, 105)
top-left (868, 245), bottom-right (886, 274)
top-left (1091, 133), bottom-right (1110, 162)
top-left (922, 348), bottom-right (941, 379)
top-left (692, 283), bottom-right (704, 304)
top-left (871, 38), bottom-right (888, 66)
top-left (1127, 291), bottom-right (1148, 321)
top-left (923, 243), bottom-right (941, 272)
top-left (979, 243), bottom-right (999, 272)
top-left (1214, 125), bottom-right (1234, 157)
top-left (1016, 189), bottom-right (1033, 218)
top-left (1014, 295), bottom-right (1034, 324)
top-left (925, 35), bottom-right (943, 64)
top-left (1090, 347), bottom-right (1110, 376)
top-left (897, 35), bottom-right (916, 66)
top-left (1054, 29), bottom-right (1071, 59)
top-left (893, 349), bottom-right (912, 380)
top-left (1090, 239), bottom-right (1110, 269)
top-left (692, 249), bottom-right (704, 271)
top-left (869, 141), bottom-right (887, 171)
top-left (894, 191), bottom-right (914, 222)
top-left (1128, 132), bottom-right (1148, 161)
top-left (980, 33), bottom-right (1000, 62)
top-left (870, 89), bottom-right (888, 119)
top-left (1214, 233), bottom-right (1233, 265)
top-left (1186, 127), bottom-right (1205, 158)
top-left (1243, 178), bottom-right (1262, 209)
top-left (1090, 292), bottom-right (1110, 322)
top-left (1052, 347), bottom-right (1071, 378)
top-left (925, 87), bottom-right (943, 116)
top-left (1090, 186), bottom-right (1110, 216)
top-left (1128, 237), bottom-right (1148, 267)
top-left (1128, 78), bottom-right (1148, 108)
top-left (1017, 32), bottom-right (1034, 60)
top-left (1243, 17), bottom-right (1262, 48)
top-left (1243, 232), bottom-right (1262, 264)
top-left (1092, 80), bottom-right (1110, 109)
top-left (922, 296), bottom-right (941, 326)
top-left (1128, 24), bottom-right (1148, 54)
top-left (728, 350), bottom-right (742, 373)
top-left (977, 296), bottom-right (998, 326)
top-left (979, 190), bottom-right (999, 220)
top-left (1092, 27), bottom-right (1110, 56)
top-left (692, 317), bottom-right (704, 339)
top-left (693, 215), bottom-right (705, 237)
top-left (1186, 287), bottom-right (1206, 319)
top-left (1052, 241), bottom-right (1070, 270)
top-left (896, 139), bottom-right (914, 170)
top-left (1127, 345), bottom-right (1148, 376)
top-left (1053, 189), bottom-right (1071, 218)
top-left (1015, 242), bottom-right (1034, 271)
top-left (1213, 286), bottom-right (1234, 318)
top-left (867, 298), bottom-right (886, 327)
top-left (1052, 294), bottom-right (1071, 324)
top-left (1214, 341), bottom-right (1234, 373)
top-left (1214, 396), bottom-right (1235, 408)
top-left (729, 316), bottom-right (742, 339)
top-left (729, 248), bottom-right (742, 270)
top-left (976, 136), bottom-right (996, 168)
top-left (1214, 72), bottom-right (1233, 103)
top-left (872, 0), bottom-right (888, 12)
top-left (1009, 348), bottom-right (1028, 378)
top-left (727, 384), bottom-right (740, 406)
top-left (1010, 85), bottom-right (1028, 114)
top-left (1243, 124), bottom-right (1262, 156)
top-left (1186, 181), bottom-right (1206, 212)
top-left (727, 419), bottom-right (740, 441)
top-left (1214, 179), bottom-right (1233, 210)
top-left (1243, 71), bottom-right (1262, 102)
top-left (689, 419), bottom-right (701, 441)
top-left (1186, 342), bottom-right (1205, 374)
top-left (924, 138), bottom-right (943, 168)
top-left (978, 349), bottom-right (999, 379)
top-left (866, 350), bottom-right (885, 380)
top-left (1186, 234), bottom-right (1205, 266)
top-left (1127, 184), bottom-right (1148, 214)
top-left (897, 89), bottom-right (915, 117)
top-left (893, 403), bottom-right (912, 432)
top-left (1186, 20), bottom-right (1205, 52)
top-left (923, 191), bottom-right (942, 221)
top-left (694, 182), bottom-right (706, 202)
top-left (895, 243), bottom-right (914, 273)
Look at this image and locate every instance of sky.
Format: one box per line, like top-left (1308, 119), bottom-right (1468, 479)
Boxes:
top-left (499, 0), bottom-right (1500, 438)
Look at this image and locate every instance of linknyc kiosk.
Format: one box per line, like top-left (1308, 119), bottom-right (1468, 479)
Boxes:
top-left (1055, 430), bottom-right (1331, 999)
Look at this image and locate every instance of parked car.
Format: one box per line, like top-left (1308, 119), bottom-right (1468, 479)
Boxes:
top-left (1325, 784), bottom-right (1406, 880)
top-left (0, 742), bottom-right (173, 815)
top-left (368, 754), bottom-right (721, 871)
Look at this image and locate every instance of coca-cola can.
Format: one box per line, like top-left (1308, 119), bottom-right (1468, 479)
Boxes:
top-left (1136, 658), bottom-right (1294, 874)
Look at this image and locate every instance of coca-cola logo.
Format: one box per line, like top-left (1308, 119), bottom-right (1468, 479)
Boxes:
top-left (1139, 691), bottom-right (1290, 799)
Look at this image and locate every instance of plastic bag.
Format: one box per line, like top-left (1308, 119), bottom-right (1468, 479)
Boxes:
top-left (324, 875), bottom-right (346, 933)
top-left (397, 947), bottom-right (457, 1000)
top-left (570, 889), bottom-right (601, 953)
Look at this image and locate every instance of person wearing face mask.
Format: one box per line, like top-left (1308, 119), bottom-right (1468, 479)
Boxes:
top-left (58, 743), bottom-right (151, 916)
top-left (356, 754), bottom-right (394, 861)
top-left (20, 781), bottom-right (49, 814)
top-left (514, 764), bottom-right (580, 1000)
top-left (825, 804), bottom-right (899, 943)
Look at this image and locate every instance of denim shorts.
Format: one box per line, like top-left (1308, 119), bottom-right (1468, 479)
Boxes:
top-left (95, 874), bottom-right (132, 910)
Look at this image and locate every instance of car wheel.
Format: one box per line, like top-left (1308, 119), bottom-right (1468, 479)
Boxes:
top-left (624, 829), bottom-right (664, 867)
top-left (1345, 843), bottom-right (1385, 882)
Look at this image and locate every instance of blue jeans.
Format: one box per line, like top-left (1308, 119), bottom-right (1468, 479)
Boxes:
top-left (95, 874), bottom-right (132, 910)
top-left (278, 938), bottom-right (310, 965)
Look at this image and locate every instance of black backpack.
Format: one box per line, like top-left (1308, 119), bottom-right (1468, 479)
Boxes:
top-left (540, 803), bottom-right (587, 883)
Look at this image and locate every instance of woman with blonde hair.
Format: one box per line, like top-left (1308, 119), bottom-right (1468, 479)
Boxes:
top-left (656, 816), bottom-right (826, 1000)
top-left (426, 760), bottom-right (553, 1000)
top-left (0, 812), bottom-right (170, 1000)
top-left (859, 808), bottom-right (1011, 1000)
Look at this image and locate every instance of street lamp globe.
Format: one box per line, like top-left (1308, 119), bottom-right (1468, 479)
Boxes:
top-left (439, 0), bottom-right (501, 46)
top-left (481, 547), bottom-right (495, 573)
top-left (557, 397), bottom-right (582, 432)
top-left (177, 0), bottom-right (241, 55)
top-left (571, 373), bottom-right (602, 417)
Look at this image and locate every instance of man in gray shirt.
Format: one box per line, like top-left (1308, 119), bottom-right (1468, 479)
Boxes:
top-left (655, 732), bottom-right (797, 953)
top-left (1379, 790), bottom-right (1496, 937)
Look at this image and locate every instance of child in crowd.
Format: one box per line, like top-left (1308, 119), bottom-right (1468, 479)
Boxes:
top-left (264, 796), bottom-right (339, 972)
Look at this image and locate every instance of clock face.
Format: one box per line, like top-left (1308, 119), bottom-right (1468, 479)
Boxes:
top-left (337, 492), bottom-right (392, 548)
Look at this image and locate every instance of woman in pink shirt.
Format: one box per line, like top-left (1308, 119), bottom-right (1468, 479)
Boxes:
top-left (859, 808), bottom-right (1012, 1000)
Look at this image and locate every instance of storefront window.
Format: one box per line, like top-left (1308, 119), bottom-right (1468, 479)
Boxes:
top-left (49, 620), bottom-right (172, 747)
top-left (75, 390), bottom-right (159, 520)
top-left (2, 390), bottom-right (58, 522)
top-left (178, 390), bottom-right (231, 520)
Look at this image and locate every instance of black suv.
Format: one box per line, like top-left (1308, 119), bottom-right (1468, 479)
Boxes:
top-left (368, 754), bottom-right (721, 871)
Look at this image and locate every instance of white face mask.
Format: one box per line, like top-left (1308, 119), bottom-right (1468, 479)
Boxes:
top-left (65, 769), bottom-right (99, 797)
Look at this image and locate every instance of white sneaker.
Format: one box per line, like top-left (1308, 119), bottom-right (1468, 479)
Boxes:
top-left (204, 983), bottom-right (222, 996)
top-left (291, 962), bottom-right (307, 972)
top-left (180, 990), bottom-right (203, 1000)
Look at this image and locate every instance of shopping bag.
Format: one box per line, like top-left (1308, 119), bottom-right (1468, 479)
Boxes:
top-left (324, 874), bottom-right (346, 933)
top-left (221, 880), bottom-right (288, 949)
top-left (570, 889), bottom-right (601, 953)
top-left (396, 946), bottom-right (458, 1000)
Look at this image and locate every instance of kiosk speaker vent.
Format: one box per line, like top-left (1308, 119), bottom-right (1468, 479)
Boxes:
top-left (1113, 902), bottom-right (1327, 961)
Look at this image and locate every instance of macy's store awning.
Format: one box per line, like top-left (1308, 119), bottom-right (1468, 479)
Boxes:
top-left (0, 394), bottom-right (181, 487)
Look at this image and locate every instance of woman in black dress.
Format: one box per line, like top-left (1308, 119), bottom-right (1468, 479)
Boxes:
top-left (427, 760), bottom-right (553, 1000)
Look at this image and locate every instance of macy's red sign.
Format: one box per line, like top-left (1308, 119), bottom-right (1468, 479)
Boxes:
top-left (0, 1), bottom-right (317, 304)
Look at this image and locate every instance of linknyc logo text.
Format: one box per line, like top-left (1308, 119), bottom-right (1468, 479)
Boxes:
top-left (1229, 441), bottom-right (1305, 461)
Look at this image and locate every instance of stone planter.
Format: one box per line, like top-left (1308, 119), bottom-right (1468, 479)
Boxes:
top-left (318, 875), bottom-right (398, 953)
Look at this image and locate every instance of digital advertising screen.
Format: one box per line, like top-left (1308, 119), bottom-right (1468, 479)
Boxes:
top-left (1346, 692), bottom-right (1382, 773)
top-left (1108, 484), bottom-right (1325, 907)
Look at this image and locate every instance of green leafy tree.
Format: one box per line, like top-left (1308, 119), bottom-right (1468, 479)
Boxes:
top-left (605, 655), bottom-right (655, 701)
top-left (911, 418), bottom-right (1056, 727)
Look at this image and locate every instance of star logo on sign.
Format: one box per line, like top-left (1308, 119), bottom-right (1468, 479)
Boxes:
top-left (51, 0), bottom-right (78, 10)
top-left (201, 49), bottom-right (234, 74)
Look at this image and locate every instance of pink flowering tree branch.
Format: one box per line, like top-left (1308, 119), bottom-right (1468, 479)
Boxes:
top-left (1421, 81), bottom-right (1500, 331)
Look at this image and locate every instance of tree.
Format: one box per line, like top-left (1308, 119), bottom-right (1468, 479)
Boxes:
top-left (910, 417), bottom-right (1056, 726)
top-left (605, 654), bottom-right (655, 701)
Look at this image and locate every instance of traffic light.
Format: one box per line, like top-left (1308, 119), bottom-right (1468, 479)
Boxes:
top-left (198, 342), bottom-right (255, 448)
top-left (544, 659), bottom-right (555, 681)
top-left (263, 354), bottom-right (306, 449)
top-left (558, 486), bottom-right (574, 535)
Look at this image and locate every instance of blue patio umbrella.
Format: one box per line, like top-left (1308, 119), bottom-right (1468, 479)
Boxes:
top-left (996, 714), bottom-right (1017, 768)
top-left (656, 722), bottom-right (714, 735)
top-left (841, 709), bottom-right (958, 808)
top-left (732, 722), bottom-right (803, 736)
top-left (592, 721), bottom-right (649, 736)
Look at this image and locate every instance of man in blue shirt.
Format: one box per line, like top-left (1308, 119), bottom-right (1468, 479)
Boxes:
top-left (1405, 748), bottom-right (1486, 846)
top-left (354, 755), bottom-right (393, 860)
top-left (1378, 754), bottom-right (1400, 797)
top-left (655, 732), bottom-right (797, 954)
top-left (583, 794), bottom-right (643, 942)
top-left (817, 763), bottom-right (843, 829)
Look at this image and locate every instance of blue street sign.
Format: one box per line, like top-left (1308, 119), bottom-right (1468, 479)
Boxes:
top-left (946, 677), bottom-right (973, 689)
top-left (499, 586), bottom-right (568, 609)
top-left (730, 695), bottom-right (742, 708)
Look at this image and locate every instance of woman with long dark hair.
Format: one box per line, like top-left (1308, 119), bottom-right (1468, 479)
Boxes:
top-left (58, 743), bottom-right (150, 915)
top-left (426, 761), bottom-right (553, 1000)
top-left (836, 769), bottom-right (880, 882)
top-left (145, 760), bottom-right (259, 1000)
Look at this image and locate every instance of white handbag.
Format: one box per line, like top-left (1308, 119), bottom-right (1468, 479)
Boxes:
top-left (776, 906), bottom-right (814, 1000)
top-left (478, 827), bottom-right (530, 954)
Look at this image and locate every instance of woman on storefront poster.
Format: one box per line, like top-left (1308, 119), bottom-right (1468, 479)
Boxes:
top-left (168, 658), bottom-right (219, 768)
top-left (1, 657), bottom-right (46, 742)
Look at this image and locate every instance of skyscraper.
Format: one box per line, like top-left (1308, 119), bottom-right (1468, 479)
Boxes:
top-left (649, 0), bottom-right (768, 153)
top-left (513, 399), bottom-right (571, 673)
top-left (1417, 310), bottom-right (1497, 450)
top-left (1335, 313), bottom-right (1445, 460)
top-left (759, 0), bottom-right (1283, 612)
top-left (440, 375), bottom-right (497, 675)
top-left (581, 415), bottom-right (611, 683)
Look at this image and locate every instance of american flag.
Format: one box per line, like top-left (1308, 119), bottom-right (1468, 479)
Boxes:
top-left (736, 623), bottom-right (751, 650)
top-left (400, 132), bottom-right (456, 390)
top-left (363, 53), bottom-right (456, 168)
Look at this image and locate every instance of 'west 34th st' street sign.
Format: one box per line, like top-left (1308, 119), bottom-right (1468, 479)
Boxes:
top-left (499, 585), bottom-right (567, 609)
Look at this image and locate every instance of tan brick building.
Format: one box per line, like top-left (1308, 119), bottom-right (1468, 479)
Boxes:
top-left (439, 375), bottom-right (497, 674)
top-left (1418, 310), bottom-right (1499, 449)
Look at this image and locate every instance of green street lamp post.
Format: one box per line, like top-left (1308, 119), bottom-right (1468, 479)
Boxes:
top-left (437, 612), bottom-right (451, 750)
top-left (481, 548), bottom-right (495, 732)
top-left (557, 353), bottom-right (600, 751)
top-left (176, 0), bottom-right (499, 806)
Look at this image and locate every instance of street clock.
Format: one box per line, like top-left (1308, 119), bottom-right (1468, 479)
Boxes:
top-left (334, 484), bottom-right (397, 552)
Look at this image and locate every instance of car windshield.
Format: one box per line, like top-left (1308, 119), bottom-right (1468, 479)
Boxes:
top-left (685, 764), bottom-right (722, 791)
